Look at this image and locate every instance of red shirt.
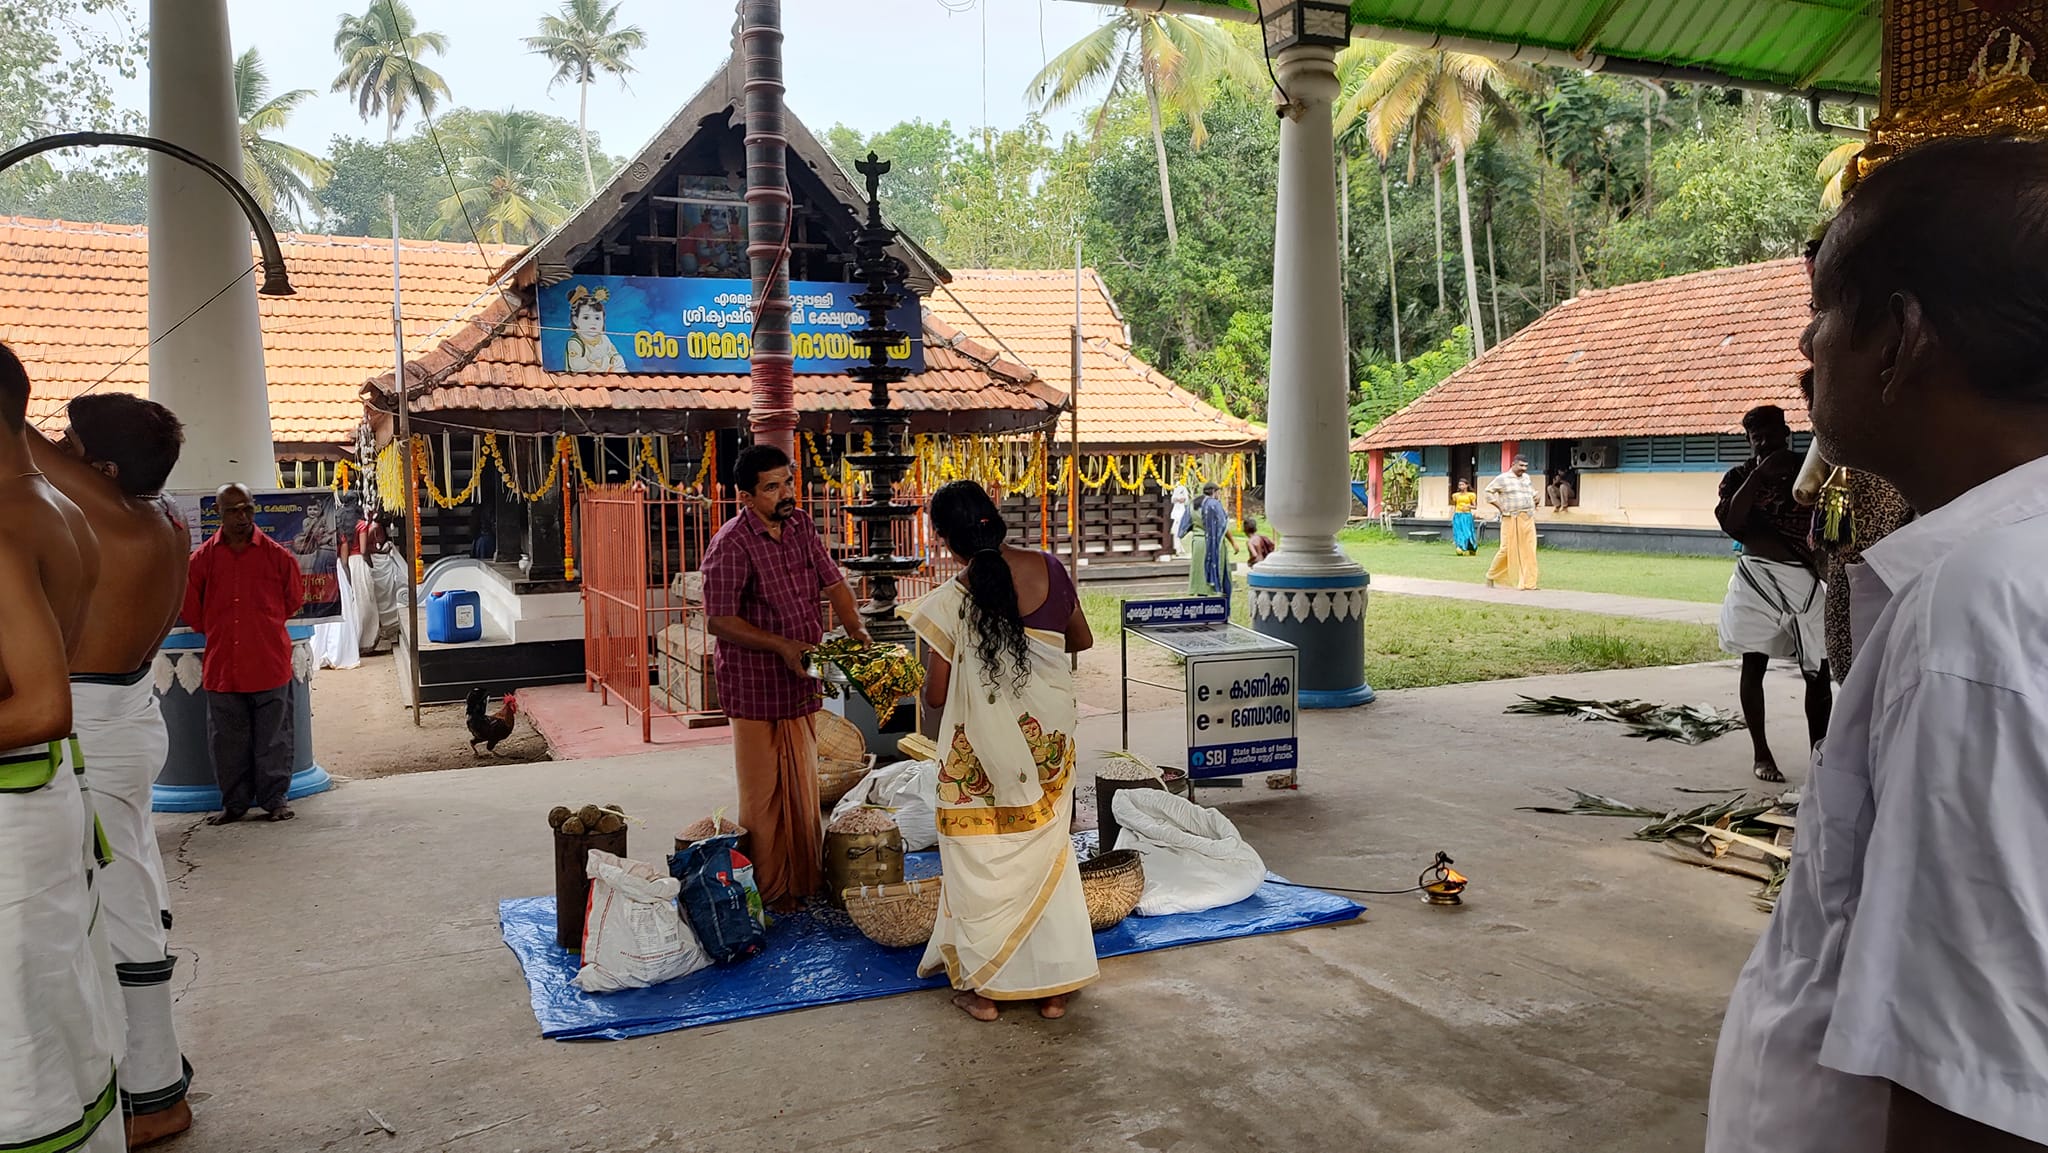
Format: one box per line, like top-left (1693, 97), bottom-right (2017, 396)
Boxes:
top-left (182, 529), bottom-right (305, 693)
top-left (700, 506), bottom-right (843, 721)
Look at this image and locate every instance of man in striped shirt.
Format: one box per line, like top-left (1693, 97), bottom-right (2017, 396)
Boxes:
top-left (1483, 457), bottom-right (1540, 590)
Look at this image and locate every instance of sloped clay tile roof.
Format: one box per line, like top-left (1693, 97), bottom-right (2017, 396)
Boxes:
top-left (930, 269), bottom-right (1265, 451)
top-left (0, 216), bottom-right (516, 450)
top-left (366, 292), bottom-right (1064, 426)
top-left (1354, 259), bottom-right (1811, 451)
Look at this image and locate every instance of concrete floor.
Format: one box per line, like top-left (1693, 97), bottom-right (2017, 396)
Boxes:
top-left (155, 661), bottom-right (1816, 1153)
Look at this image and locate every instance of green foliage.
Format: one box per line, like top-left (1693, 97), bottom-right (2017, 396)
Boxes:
top-left (236, 48), bottom-right (330, 229)
top-left (319, 133), bottom-right (447, 239)
top-left (823, 119), bottom-right (958, 256)
top-left (1351, 327), bottom-right (1471, 434)
top-left (1596, 114), bottom-right (1834, 285)
top-left (320, 109), bottom-right (610, 242)
top-left (1179, 309), bottom-right (1268, 419)
top-left (0, 155), bottom-right (144, 223)
top-left (331, 0), bottom-right (452, 137)
top-left (524, 0), bottom-right (645, 194)
top-left (0, 0), bottom-right (143, 217)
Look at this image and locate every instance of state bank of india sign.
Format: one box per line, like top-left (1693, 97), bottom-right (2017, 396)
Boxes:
top-left (1185, 651), bottom-right (1300, 778)
top-left (537, 275), bottom-right (924, 376)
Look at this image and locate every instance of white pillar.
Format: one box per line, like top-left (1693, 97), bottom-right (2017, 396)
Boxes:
top-left (148, 0), bottom-right (274, 490)
top-left (1250, 31), bottom-right (1373, 706)
top-left (146, 0), bottom-right (328, 812)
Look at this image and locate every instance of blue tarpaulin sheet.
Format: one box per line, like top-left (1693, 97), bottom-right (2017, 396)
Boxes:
top-left (500, 851), bottom-right (1362, 1040)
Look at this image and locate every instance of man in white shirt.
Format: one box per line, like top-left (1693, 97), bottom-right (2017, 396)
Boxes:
top-left (1483, 457), bottom-right (1538, 590)
top-left (1707, 135), bottom-right (2048, 1151)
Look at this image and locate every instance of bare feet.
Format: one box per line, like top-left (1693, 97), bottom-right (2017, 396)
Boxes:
top-left (127, 1100), bottom-right (192, 1148)
top-left (1754, 758), bottom-right (1787, 784)
top-left (265, 804), bottom-right (297, 822)
top-left (206, 809), bottom-right (245, 826)
top-left (1038, 994), bottom-right (1070, 1019)
top-left (951, 992), bottom-right (999, 1022)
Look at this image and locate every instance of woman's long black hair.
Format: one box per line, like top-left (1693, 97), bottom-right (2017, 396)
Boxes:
top-left (928, 480), bottom-right (1031, 691)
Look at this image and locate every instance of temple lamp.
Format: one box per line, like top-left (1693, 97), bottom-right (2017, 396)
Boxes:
top-left (0, 131), bottom-right (295, 297)
top-left (1259, 0), bottom-right (1352, 51)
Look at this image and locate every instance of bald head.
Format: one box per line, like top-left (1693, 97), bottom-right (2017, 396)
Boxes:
top-left (217, 484), bottom-right (256, 546)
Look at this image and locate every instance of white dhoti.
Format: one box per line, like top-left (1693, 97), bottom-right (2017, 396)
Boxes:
top-left (0, 738), bottom-right (125, 1153)
top-left (349, 553), bottom-right (378, 651)
top-left (1719, 555), bottom-right (1826, 674)
top-left (73, 671), bottom-right (192, 1121)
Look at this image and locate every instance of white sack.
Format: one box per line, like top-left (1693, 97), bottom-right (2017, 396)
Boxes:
top-left (1111, 789), bottom-right (1266, 916)
top-left (573, 850), bottom-right (708, 993)
top-left (828, 759), bottom-right (940, 851)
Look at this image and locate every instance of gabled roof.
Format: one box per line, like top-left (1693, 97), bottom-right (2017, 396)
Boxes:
top-left (929, 269), bottom-right (1265, 452)
top-left (0, 215), bottom-right (515, 451)
top-left (363, 289), bottom-right (1063, 435)
top-left (504, 53), bottom-right (945, 294)
top-left (1353, 259), bottom-right (1811, 451)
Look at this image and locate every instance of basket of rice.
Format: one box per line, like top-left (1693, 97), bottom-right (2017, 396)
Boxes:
top-left (844, 876), bottom-right (943, 948)
top-left (673, 814), bottom-right (746, 854)
top-left (1077, 849), bottom-right (1146, 932)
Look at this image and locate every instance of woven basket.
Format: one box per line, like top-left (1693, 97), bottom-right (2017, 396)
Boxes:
top-left (815, 711), bottom-right (872, 807)
top-left (844, 876), bottom-right (942, 948)
top-left (1078, 849), bottom-right (1145, 932)
top-left (815, 710), bottom-right (867, 762)
top-left (818, 753), bottom-right (877, 809)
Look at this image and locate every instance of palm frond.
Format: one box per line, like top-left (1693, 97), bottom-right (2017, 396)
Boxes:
top-left (1026, 20), bottom-right (1124, 112)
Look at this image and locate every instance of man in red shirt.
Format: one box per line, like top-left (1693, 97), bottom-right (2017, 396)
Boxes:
top-left (702, 444), bottom-right (868, 909)
top-left (182, 484), bottom-right (304, 824)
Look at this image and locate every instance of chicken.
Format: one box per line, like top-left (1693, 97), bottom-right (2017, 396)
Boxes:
top-left (466, 687), bottom-right (519, 754)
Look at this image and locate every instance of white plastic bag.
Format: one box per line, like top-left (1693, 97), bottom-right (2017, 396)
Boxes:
top-left (828, 759), bottom-right (940, 851)
top-left (1111, 789), bottom-right (1267, 916)
top-left (573, 850), bottom-right (709, 993)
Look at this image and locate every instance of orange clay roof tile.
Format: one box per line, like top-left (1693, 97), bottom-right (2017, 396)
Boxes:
top-left (0, 215), bottom-right (517, 450)
top-left (1356, 260), bottom-right (1812, 451)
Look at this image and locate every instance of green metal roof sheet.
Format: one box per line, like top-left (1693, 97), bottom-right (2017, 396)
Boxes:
top-left (1121, 1), bottom-right (1880, 102)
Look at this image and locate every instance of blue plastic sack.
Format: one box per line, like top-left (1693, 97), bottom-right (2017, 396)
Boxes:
top-left (669, 834), bottom-right (765, 965)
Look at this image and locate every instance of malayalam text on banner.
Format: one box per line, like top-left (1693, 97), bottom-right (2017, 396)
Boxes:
top-left (537, 275), bottom-right (924, 376)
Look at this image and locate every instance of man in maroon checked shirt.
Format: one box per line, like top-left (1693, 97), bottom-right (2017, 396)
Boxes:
top-left (702, 444), bottom-right (868, 910)
top-left (182, 484), bottom-right (304, 824)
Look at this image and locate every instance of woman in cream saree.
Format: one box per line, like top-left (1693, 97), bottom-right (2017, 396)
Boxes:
top-left (909, 481), bottom-right (1098, 1020)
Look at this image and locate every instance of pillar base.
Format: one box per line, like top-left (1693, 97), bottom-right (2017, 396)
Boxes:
top-left (152, 765), bottom-right (334, 813)
top-left (152, 631), bottom-right (331, 812)
top-left (1248, 569), bottom-right (1374, 708)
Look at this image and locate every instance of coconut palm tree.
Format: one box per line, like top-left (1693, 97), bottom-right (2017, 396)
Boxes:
top-left (1335, 43), bottom-right (1399, 363)
top-left (524, 0), bottom-right (645, 197)
top-left (1339, 47), bottom-right (1538, 357)
top-left (331, 0), bottom-right (453, 148)
top-left (1027, 10), bottom-right (1259, 251)
top-left (235, 48), bottom-right (329, 229)
top-left (434, 109), bottom-right (579, 244)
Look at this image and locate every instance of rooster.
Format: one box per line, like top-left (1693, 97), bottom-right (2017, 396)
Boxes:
top-left (466, 687), bottom-right (519, 755)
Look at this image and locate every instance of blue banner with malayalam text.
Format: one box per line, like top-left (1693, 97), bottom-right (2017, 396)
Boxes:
top-left (536, 275), bottom-right (923, 376)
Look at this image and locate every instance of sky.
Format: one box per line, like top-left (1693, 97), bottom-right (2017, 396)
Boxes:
top-left (104, 0), bottom-right (1112, 158)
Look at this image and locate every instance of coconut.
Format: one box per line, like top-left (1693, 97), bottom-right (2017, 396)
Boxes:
top-left (547, 805), bottom-right (572, 829)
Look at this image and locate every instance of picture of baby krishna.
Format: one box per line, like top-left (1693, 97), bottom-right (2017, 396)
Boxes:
top-left (563, 285), bottom-right (628, 373)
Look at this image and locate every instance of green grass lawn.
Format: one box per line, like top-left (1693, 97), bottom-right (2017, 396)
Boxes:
top-left (1081, 589), bottom-right (1724, 692)
top-left (1336, 526), bottom-right (1735, 603)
